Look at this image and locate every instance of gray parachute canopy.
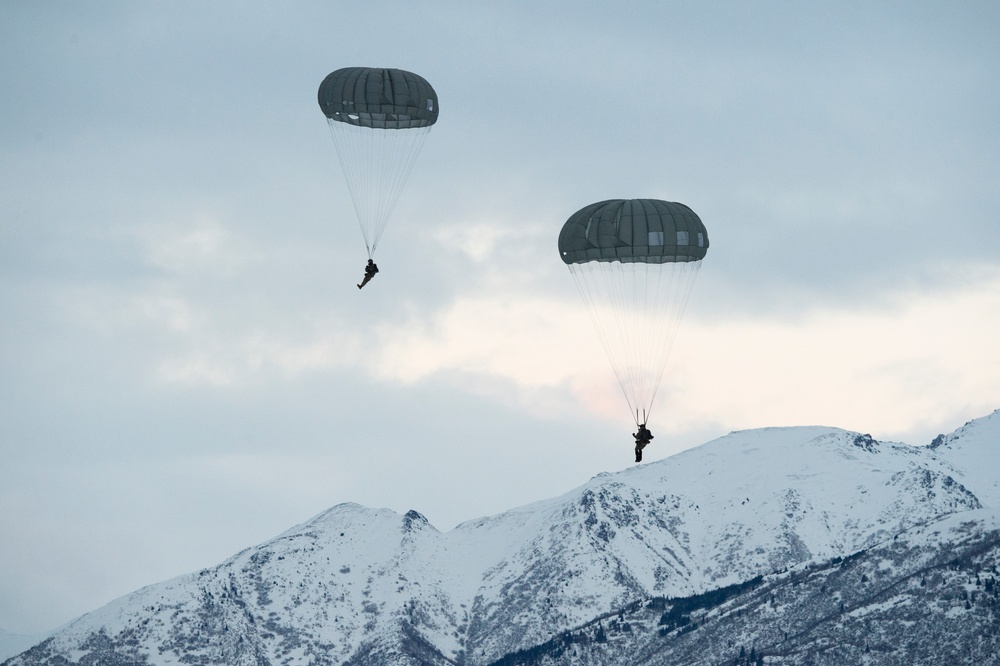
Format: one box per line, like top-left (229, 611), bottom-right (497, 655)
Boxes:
top-left (558, 199), bottom-right (709, 265)
top-left (318, 67), bottom-right (439, 130)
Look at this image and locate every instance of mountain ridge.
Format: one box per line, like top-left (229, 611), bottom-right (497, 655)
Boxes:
top-left (5, 410), bottom-right (998, 665)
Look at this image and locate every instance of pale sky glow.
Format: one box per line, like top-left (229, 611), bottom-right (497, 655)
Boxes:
top-left (670, 270), bottom-right (1000, 444)
top-left (2, 0), bottom-right (999, 637)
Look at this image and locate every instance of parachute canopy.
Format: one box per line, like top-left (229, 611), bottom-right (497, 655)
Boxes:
top-left (559, 199), bottom-right (708, 265)
top-left (558, 199), bottom-right (709, 427)
top-left (318, 67), bottom-right (439, 258)
top-left (318, 67), bottom-right (439, 130)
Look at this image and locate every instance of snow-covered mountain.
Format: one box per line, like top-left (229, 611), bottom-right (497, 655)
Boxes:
top-left (6, 410), bottom-right (999, 665)
top-left (494, 507), bottom-right (1000, 665)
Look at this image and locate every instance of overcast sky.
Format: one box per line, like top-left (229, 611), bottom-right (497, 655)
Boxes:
top-left (2, 1), bottom-right (999, 636)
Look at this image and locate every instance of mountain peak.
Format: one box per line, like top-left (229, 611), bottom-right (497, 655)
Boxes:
top-left (402, 509), bottom-right (432, 532)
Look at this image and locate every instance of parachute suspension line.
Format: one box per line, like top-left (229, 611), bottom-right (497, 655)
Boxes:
top-left (368, 123), bottom-right (431, 254)
top-left (644, 261), bottom-right (701, 421)
top-left (574, 262), bottom-right (630, 413)
top-left (326, 120), bottom-right (431, 258)
top-left (569, 262), bottom-right (637, 415)
top-left (568, 259), bottom-right (701, 424)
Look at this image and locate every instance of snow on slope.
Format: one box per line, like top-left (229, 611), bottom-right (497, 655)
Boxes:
top-left (446, 423), bottom-right (983, 660)
top-left (602, 425), bottom-right (982, 584)
top-left (8, 505), bottom-right (461, 665)
top-left (929, 408), bottom-right (1000, 506)
top-left (502, 507), bottom-right (1000, 666)
top-left (5, 412), bottom-right (996, 666)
